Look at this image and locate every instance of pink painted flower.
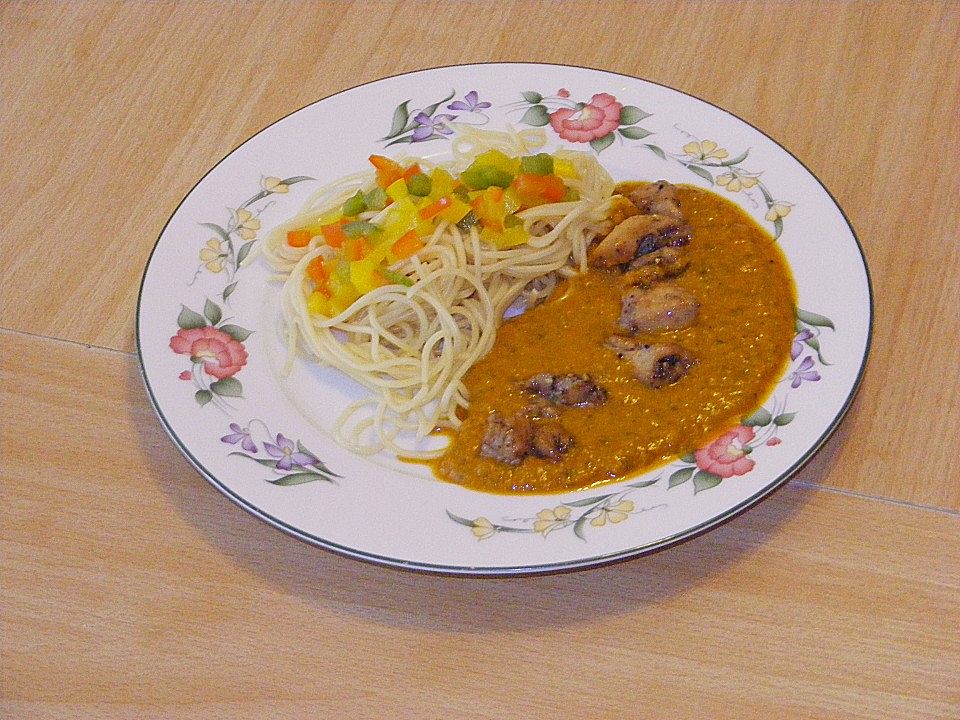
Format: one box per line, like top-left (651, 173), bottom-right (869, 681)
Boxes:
top-left (766, 437), bottom-right (782, 447)
top-left (557, 88), bottom-right (571, 98)
top-left (178, 371), bottom-right (192, 381)
top-left (170, 326), bottom-right (248, 380)
top-left (549, 92), bottom-right (623, 143)
top-left (694, 425), bottom-right (756, 478)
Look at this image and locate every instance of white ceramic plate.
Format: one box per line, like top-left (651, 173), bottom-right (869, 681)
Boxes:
top-left (137, 63), bottom-right (871, 575)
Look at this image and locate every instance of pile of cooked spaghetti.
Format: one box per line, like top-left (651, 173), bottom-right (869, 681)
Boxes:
top-left (263, 126), bottom-right (618, 458)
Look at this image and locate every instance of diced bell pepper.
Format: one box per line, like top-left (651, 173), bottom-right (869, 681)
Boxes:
top-left (341, 190), bottom-right (367, 217)
top-left (287, 229), bottom-right (314, 248)
top-left (386, 178), bottom-right (409, 202)
top-left (307, 291), bottom-right (331, 316)
top-left (369, 155), bottom-right (405, 188)
top-left (511, 172), bottom-right (567, 208)
top-left (519, 153), bottom-right (554, 176)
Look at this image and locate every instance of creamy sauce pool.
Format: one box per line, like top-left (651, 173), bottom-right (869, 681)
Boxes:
top-left (430, 185), bottom-right (797, 494)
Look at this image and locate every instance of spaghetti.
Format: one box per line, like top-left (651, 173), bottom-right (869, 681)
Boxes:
top-left (263, 127), bottom-right (617, 458)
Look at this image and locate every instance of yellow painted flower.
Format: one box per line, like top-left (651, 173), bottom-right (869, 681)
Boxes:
top-left (262, 176), bottom-right (289, 194)
top-left (589, 500), bottom-right (634, 528)
top-left (199, 238), bottom-right (227, 273)
top-left (716, 171), bottom-right (760, 193)
top-left (234, 207), bottom-right (261, 240)
top-left (533, 505), bottom-right (572, 535)
top-left (682, 139), bottom-right (730, 162)
top-left (765, 201), bottom-right (793, 221)
top-left (471, 517), bottom-right (496, 540)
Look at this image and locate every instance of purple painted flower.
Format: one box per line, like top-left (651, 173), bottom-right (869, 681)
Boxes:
top-left (789, 356), bottom-right (821, 388)
top-left (792, 328), bottom-right (815, 360)
top-left (412, 112), bottom-right (456, 141)
top-left (447, 90), bottom-right (491, 112)
top-left (221, 423), bottom-right (257, 453)
top-left (264, 433), bottom-right (317, 471)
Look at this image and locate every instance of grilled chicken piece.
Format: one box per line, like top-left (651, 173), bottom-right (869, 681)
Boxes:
top-left (479, 409), bottom-right (574, 465)
top-left (605, 336), bottom-right (696, 388)
top-left (529, 421), bottom-right (575, 462)
top-left (589, 214), bottom-right (692, 268)
top-left (523, 373), bottom-right (608, 408)
top-left (619, 282), bottom-right (699, 333)
top-left (623, 246), bottom-right (690, 287)
top-left (622, 180), bottom-right (684, 220)
top-left (479, 411), bottom-right (533, 465)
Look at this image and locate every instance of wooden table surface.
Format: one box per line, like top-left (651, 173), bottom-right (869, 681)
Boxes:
top-left (2, 2), bottom-right (958, 717)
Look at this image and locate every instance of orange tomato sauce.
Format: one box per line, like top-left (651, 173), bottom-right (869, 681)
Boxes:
top-left (429, 185), bottom-right (797, 494)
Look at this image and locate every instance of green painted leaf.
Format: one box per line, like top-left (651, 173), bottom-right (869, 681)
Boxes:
top-left (618, 126), bottom-right (652, 140)
top-left (204, 299), bottom-right (222, 326)
top-left (645, 144), bottom-right (667, 160)
top-left (296, 442), bottom-right (342, 477)
top-left (269, 472), bottom-right (328, 486)
top-left (668, 467), bottom-right (695, 488)
top-left (797, 308), bottom-right (835, 330)
top-left (195, 389), bottom-right (212, 406)
top-left (385, 135), bottom-right (416, 146)
top-left (693, 471), bottom-right (723, 493)
top-left (590, 133), bottom-right (615, 153)
top-left (236, 240), bottom-right (255, 266)
top-left (679, 452), bottom-right (695, 463)
top-left (200, 222), bottom-right (230, 243)
top-left (743, 407), bottom-right (773, 426)
top-left (565, 494), bottom-right (611, 508)
top-left (177, 305), bottom-right (206, 330)
top-left (281, 175), bottom-right (314, 185)
top-left (420, 90), bottom-right (456, 119)
top-left (719, 149), bottom-right (750, 166)
top-left (521, 91), bottom-right (544, 104)
top-left (229, 453), bottom-right (279, 468)
top-left (628, 478), bottom-right (659, 489)
top-left (385, 100), bottom-right (411, 139)
top-left (520, 104), bottom-right (550, 127)
top-left (445, 510), bottom-right (474, 527)
top-left (774, 412), bottom-right (796, 426)
top-left (210, 377), bottom-right (242, 397)
top-left (686, 164), bottom-right (715, 184)
top-left (219, 324), bottom-right (252, 342)
top-left (619, 105), bottom-right (650, 125)
top-left (773, 217), bottom-right (784, 239)
top-left (222, 281), bottom-right (238, 302)
top-left (573, 515), bottom-right (589, 541)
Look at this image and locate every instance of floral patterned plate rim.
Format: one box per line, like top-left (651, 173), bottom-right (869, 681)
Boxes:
top-left (136, 63), bottom-right (872, 576)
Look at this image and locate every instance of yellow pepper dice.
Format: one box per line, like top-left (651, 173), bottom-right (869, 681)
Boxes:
top-left (386, 178), bottom-right (409, 202)
top-left (553, 158), bottom-right (578, 179)
top-left (307, 290), bottom-right (331, 316)
top-left (428, 168), bottom-right (457, 199)
top-left (350, 257), bottom-right (389, 294)
top-left (475, 149), bottom-right (520, 175)
top-left (480, 225), bottom-right (528, 249)
top-left (436, 197), bottom-right (472, 224)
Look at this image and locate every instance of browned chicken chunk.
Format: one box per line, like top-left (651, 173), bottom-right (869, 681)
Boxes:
top-left (605, 336), bottom-right (696, 388)
top-left (619, 282), bottom-right (699, 333)
top-left (523, 373), bottom-right (608, 407)
top-left (622, 180), bottom-right (684, 220)
top-left (479, 409), bottom-right (574, 465)
top-left (529, 421), bottom-right (576, 462)
top-left (623, 246), bottom-right (690, 287)
top-left (589, 214), bottom-right (692, 268)
top-left (479, 411), bottom-right (533, 465)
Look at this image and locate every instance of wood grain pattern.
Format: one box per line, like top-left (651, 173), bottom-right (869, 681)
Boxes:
top-left (2, 2), bottom-right (959, 716)
top-left (2, 331), bottom-right (958, 719)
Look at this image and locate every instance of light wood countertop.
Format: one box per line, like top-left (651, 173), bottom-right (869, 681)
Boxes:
top-left (2, 2), bottom-right (958, 717)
